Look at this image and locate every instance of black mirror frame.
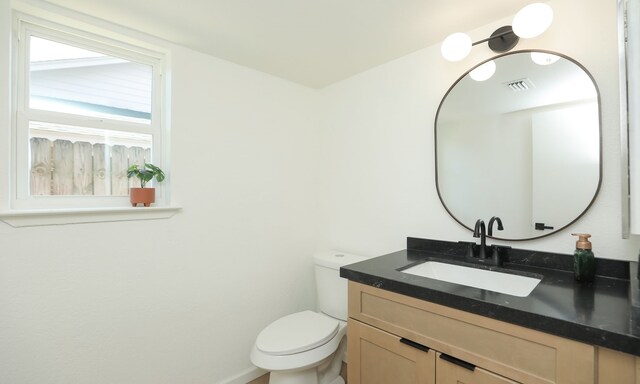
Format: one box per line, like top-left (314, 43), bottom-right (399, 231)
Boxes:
top-left (434, 50), bottom-right (603, 241)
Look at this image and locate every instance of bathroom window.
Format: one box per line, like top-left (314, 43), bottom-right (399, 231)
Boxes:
top-left (10, 13), bottom-right (169, 212)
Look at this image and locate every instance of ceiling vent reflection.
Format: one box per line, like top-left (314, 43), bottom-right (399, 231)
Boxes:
top-left (505, 78), bottom-right (535, 92)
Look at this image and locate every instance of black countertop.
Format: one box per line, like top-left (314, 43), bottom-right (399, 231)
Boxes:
top-left (340, 238), bottom-right (640, 356)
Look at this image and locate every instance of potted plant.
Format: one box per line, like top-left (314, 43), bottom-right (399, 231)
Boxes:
top-left (127, 163), bottom-right (166, 207)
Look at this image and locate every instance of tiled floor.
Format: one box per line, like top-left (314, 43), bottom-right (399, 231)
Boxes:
top-left (247, 374), bottom-right (269, 384)
top-left (247, 363), bottom-right (348, 383)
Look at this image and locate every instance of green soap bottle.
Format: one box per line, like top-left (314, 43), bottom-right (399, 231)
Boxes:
top-left (572, 233), bottom-right (595, 282)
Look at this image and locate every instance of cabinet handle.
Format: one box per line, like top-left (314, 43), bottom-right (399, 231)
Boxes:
top-left (535, 222), bottom-right (554, 230)
top-left (399, 338), bottom-right (430, 353)
top-left (439, 353), bottom-right (476, 371)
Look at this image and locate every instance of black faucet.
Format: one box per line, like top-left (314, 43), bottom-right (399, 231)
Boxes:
top-left (487, 216), bottom-right (504, 236)
top-left (472, 218), bottom-right (507, 266)
top-left (473, 219), bottom-right (487, 259)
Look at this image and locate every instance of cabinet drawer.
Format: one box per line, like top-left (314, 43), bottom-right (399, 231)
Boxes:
top-left (349, 281), bottom-right (594, 384)
top-left (437, 352), bottom-right (519, 384)
top-left (348, 319), bottom-right (436, 384)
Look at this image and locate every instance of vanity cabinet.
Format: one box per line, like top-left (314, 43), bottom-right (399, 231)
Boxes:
top-left (597, 347), bottom-right (640, 384)
top-left (436, 351), bottom-right (518, 384)
top-left (349, 318), bottom-right (515, 384)
top-left (347, 281), bottom-right (596, 384)
top-left (349, 320), bottom-right (435, 384)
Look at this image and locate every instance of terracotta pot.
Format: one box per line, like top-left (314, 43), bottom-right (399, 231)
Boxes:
top-left (130, 188), bottom-right (155, 207)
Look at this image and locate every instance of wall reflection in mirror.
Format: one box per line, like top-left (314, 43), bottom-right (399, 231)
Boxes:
top-left (435, 51), bottom-right (601, 240)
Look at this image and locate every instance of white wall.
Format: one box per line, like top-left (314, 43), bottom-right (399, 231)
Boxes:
top-left (2, 0), bottom-right (639, 383)
top-left (317, 0), bottom-right (640, 260)
top-left (531, 102), bottom-right (600, 239)
top-left (0, 2), bottom-right (321, 383)
top-left (438, 113), bottom-right (532, 238)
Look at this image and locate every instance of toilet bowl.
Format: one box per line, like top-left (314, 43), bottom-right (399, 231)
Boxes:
top-left (250, 251), bottom-right (367, 384)
top-left (250, 311), bottom-right (346, 382)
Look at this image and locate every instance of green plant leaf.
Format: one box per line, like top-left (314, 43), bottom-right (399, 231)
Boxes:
top-left (126, 163), bottom-right (166, 188)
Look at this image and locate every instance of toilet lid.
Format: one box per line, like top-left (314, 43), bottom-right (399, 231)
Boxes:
top-left (256, 311), bottom-right (340, 356)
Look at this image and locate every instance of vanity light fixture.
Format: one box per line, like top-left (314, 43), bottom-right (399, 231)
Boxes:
top-left (469, 60), bottom-right (496, 81)
top-left (441, 2), bottom-right (553, 62)
top-left (530, 51), bottom-right (560, 65)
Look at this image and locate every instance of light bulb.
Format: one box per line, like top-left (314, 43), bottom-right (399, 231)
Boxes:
top-left (469, 60), bottom-right (496, 81)
top-left (531, 52), bottom-right (560, 65)
top-left (441, 32), bottom-right (472, 62)
top-left (512, 3), bottom-right (553, 38)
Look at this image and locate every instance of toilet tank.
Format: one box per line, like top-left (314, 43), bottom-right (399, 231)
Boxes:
top-left (314, 251), bottom-right (367, 321)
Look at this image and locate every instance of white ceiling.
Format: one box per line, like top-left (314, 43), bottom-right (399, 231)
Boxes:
top-left (439, 53), bottom-right (598, 121)
top-left (42, 0), bottom-right (534, 88)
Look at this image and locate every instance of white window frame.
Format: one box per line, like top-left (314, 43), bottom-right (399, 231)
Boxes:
top-left (0, 11), bottom-right (177, 227)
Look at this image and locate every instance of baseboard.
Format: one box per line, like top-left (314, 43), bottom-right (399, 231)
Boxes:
top-left (218, 366), bottom-right (268, 384)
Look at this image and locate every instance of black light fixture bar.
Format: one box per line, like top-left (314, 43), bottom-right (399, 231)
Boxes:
top-left (472, 26), bottom-right (520, 53)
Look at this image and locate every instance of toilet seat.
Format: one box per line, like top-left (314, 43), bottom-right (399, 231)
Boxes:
top-left (256, 310), bottom-right (339, 356)
top-left (250, 312), bottom-right (347, 372)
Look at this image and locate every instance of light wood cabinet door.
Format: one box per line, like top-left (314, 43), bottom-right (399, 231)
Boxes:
top-left (597, 347), bottom-right (640, 384)
top-left (436, 352), bottom-right (520, 384)
top-left (348, 319), bottom-right (436, 384)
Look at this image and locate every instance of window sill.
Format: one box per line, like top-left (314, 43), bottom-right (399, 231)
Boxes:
top-left (0, 206), bottom-right (182, 227)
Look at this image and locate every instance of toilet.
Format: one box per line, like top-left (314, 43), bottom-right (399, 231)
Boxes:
top-left (250, 251), bottom-right (366, 384)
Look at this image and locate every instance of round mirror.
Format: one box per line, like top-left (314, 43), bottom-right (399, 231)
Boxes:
top-left (435, 51), bottom-right (601, 240)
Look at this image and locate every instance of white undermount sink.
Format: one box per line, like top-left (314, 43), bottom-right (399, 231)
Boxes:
top-left (401, 261), bottom-right (541, 297)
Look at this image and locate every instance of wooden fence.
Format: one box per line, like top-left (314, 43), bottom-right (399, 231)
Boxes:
top-left (30, 137), bottom-right (151, 196)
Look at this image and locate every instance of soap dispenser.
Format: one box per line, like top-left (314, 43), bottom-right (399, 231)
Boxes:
top-left (571, 233), bottom-right (595, 282)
